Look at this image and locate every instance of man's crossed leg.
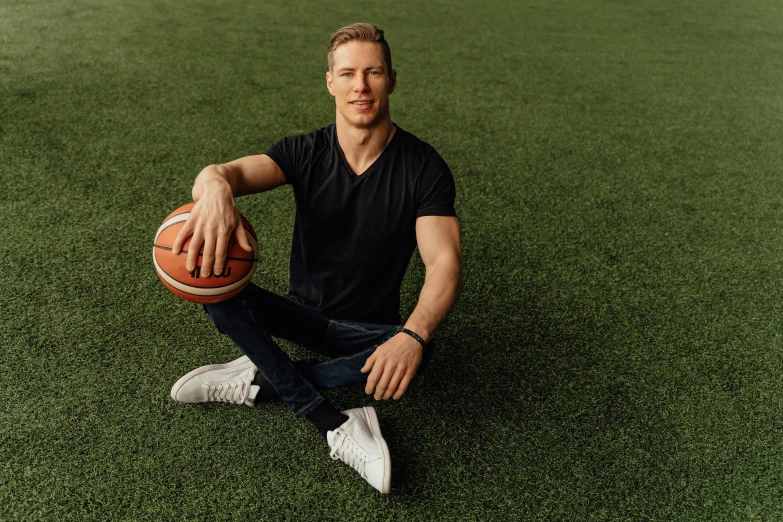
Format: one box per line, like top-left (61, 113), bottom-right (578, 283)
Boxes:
top-left (169, 283), bottom-right (433, 493)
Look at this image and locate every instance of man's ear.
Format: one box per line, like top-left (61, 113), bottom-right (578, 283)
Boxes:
top-left (326, 71), bottom-right (335, 96)
top-left (388, 68), bottom-right (397, 95)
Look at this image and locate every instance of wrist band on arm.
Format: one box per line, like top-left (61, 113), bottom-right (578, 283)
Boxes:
top-left (401, 328), bottom-right (426, 347)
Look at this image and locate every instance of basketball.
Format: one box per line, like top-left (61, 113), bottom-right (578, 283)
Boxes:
top-left (153, 202), bottom-right (259, 304)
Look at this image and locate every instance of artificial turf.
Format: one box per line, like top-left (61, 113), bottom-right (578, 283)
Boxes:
top-left (2, 0), bottom-right (782, 520)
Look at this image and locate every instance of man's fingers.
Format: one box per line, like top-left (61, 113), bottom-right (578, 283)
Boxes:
top-left (213, 232), bottom-right (230, 276)
top-left (360, 353), bottom-right (376, 374)
top-left (235, 223), bottom-right (254, 253)
top-left (200, 234), bottom-right (217, 277)
top-left (383, 369), bottom-right (405, 400)
top-left (373, 365), bottom-right (394, 400)
top-left (364, 363), bottom-right (382, 395)
top-left (172, 220), bottom-right (194, 255)
top-left (392, 373), bottom-right (414, 400)
top-left (186, 231), bottom-right (204, 272)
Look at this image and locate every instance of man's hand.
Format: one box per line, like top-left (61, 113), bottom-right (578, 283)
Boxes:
top-left (171, 178), bottom-right (253, 277)
top-left (361, 333), bottom-right (423, 400)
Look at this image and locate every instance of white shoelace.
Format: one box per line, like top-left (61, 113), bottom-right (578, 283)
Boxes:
top-left (329, 429), bottom-right (369, 478)
top-left (203, 379), bottom-right (252, 405)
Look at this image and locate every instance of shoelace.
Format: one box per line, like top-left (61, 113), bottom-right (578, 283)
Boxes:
top-left (329, 429), bottom-right (369, 478)
top-left (204, 379), bottom-right (251, 405)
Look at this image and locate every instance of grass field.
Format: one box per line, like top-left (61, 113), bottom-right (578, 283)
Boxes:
top-left (2, 0), bottom-right (783, 520)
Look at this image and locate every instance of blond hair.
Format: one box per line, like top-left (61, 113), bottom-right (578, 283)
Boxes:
top-left (328, 23), bottom-right (393, 73)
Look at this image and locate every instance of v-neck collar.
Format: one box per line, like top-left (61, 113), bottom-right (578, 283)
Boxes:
top-left (335, 124), bottom-right (398, 179)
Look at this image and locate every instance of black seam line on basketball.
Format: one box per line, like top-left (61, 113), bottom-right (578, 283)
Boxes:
top-left (156, 219), bottom-right (258, 240)
top-left (154, 245), bottom-right (258, 262)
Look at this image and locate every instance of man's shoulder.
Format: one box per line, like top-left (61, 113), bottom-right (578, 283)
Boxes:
top-left (268, 124), bottom-right (335, 152)
top-left (264, 124), bottom-right (336, 183)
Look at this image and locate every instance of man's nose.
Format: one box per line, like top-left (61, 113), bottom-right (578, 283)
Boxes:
top-left (353, 75), bottom-right (370, 91)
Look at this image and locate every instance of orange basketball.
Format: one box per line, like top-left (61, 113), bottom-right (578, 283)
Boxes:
top-left (152, 202), bottom-right (259, 304)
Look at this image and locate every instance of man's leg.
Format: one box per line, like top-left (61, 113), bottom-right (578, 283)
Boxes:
top-left (174, 283), bottom-right (348, 436)
top-left (298, 320), bottom-right (435, 495)
top-left (171, 286), bottom-right (432, 494)
top-left (294, 320), bottom-right (436, 391)
top-left (244, 319), bottom-right (435, 401)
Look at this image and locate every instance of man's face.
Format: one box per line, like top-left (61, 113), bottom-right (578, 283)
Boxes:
top-left (326, 40), bottom-right (396, 129)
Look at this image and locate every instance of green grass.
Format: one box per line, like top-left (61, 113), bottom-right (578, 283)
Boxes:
top-left (2, 0), bottom-right (783, 520)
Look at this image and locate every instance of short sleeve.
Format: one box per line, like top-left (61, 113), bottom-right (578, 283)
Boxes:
top-left (416, 152), bottom-right (457, 218)
top-left (264, 133), bottom-right (313, 185)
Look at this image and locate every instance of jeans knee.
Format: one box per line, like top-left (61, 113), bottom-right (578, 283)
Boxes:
top-left (203, 292), bottom-right (254, 331)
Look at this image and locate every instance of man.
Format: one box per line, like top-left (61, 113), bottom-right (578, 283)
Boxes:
top-left (168, 23), bottom-right (462, 494)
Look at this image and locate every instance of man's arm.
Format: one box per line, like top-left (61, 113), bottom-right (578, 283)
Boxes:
top-left (172, 154), bottom-right (287, 277)
top-left (401, 215), bottom-right (463, 342)
top-left (361, 215), bottom-right (463, 400)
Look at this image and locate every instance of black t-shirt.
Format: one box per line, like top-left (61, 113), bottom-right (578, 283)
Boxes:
top-left (264, 124), bottom-right (456, 324)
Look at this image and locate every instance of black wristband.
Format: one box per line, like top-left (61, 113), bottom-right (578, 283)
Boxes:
top-left (401, 328), bottom-right (426, 347)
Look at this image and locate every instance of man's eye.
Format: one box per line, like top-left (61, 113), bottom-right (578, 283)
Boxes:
top-left (342, 73), bottom-right (352, 77)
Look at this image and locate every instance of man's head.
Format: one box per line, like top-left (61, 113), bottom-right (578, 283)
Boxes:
top-left (326, 23), bottom-right (397, 130)
top-left (327, 23), bottom-right (392, 74)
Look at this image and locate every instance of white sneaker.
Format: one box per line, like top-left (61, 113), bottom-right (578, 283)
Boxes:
top-left (170, 355), bottom-right (260, 406)
top-left (327, 407), bottom-right (391, 494)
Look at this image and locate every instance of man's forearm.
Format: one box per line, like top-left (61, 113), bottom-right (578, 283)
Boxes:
top-left (403, 258), bottom-right (463, 343)
top-left (193, 155), bottom-right (287, 200)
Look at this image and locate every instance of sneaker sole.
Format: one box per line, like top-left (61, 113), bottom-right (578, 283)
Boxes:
top-left (170, 355), bottom-right (254, 402)
top-left (362, 406), bottom-right (391, 494)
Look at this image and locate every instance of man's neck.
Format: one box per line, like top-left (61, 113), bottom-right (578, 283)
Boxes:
top-left (335, 116), bottom-right (396, 176)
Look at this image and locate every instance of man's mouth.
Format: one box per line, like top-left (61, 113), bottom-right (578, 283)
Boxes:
top-left (351, 101), bottom-right (373, 105)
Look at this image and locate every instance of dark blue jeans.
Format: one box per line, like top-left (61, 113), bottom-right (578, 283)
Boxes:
top-left (203, 283), bottom-right (435, 418)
